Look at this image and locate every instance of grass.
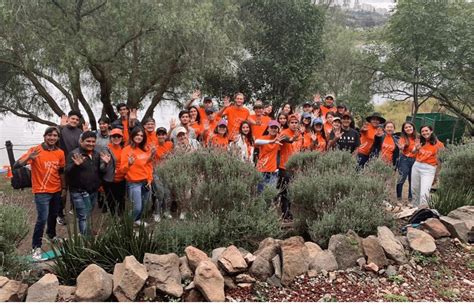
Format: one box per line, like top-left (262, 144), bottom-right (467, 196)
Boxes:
top-left (438, 289), bottom-right (459, 300)
top-left (467, 260), bottom-right (474, 271)
top-left (412, 251), bottom-right (440, 266)
top-left (388, 275), bottom-right (405, 284)
top-left (383, 294), bottom-right (409, 302)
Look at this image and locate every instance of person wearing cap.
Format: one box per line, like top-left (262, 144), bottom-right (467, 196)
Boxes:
top-left (202, 106), bottom-right (220, 145)
top-left (336, 104), bottom-right (348, 118)
top-left (209, 119), bottom-right (230, 149)
top-left (310, 118), bottom-right (328, 152)
top-left (14, 126), bottom-right (65, 261)
top-left (320, 95), bottom-right (337, 118)
top-left (217, 92), bottom-right (250, 141)
top-left (248, 101), bottom-right (271, 140)
top-left (174, 126), bottom-right (200, 153)
top-left (169, 110), bottom-right (197, 144)
top-left (302, 102), bottom-right (313, 114)
top-left (103, 128), bottom-right (126, 216)
top-left (300, 112), bottom-right (314, 151)
top-left (143, 117), bottom-right (158, 149)
top-left (357, 112), bottom-right (386, 168)
top-left (184, 89), bottom-right (215, 122)
top-left (230, 120), bottom-right (255, 163)
top-left (255, 120), bottom-right (285, 193)
top-left (328, 112), bottom-right (360, 153)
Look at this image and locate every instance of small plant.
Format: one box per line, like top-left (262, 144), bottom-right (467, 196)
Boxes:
top-left (252, 282), bottom-right (269, 302)
top-left (412, 251), bottom-right (440, 266)
top-left (467, 260), bottom-right (474, 270)
top-left (383, 294), bottom-right (409, 302)
top-left (388, 275), bottom-right (405, 284)
top-left (439, 288), bottom-right (459, 300)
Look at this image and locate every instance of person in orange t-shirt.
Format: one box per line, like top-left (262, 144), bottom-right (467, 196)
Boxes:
top-left (324, 112), bottom-right (335, 136)
top-left (310, 118), bottom-right (328, 152)
top-left (120, 126), bottom-right (154, 226)
top-left (357, 112), bottom-right (386, 168)
top-left (376, 121), bottom-right (400, 167)
top-left (143, 117), bottom-right (158, 149)
top-left (300, 113), bottom-right (313, 151)
top-left (208, 119), bottom-right (230, 150)
top-left (189, 106), bottom-right (204, 140)
top-left (248, 101), bottom-right (271, 140)
top-left (218, 93), bottom-right (250, 140)
top-left (410, 125), bottom-right (445, 207)
top-left (202, 107), bottom-right (220, 146)
top-left (320, 95), bottom-right (337, 118)
top-left (396, 121), bottom-right (418, 203)
top-left (103, 128), bottom-right (126, 216)
top-left (15, 126), bottom-right (65, 260)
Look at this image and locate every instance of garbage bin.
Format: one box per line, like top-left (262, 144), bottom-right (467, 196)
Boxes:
top-left (406, 113), bottom-right (466, 144)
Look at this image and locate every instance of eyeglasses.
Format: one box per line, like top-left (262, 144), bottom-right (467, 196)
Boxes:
top-left (111, 135), bottom-right (122, 138)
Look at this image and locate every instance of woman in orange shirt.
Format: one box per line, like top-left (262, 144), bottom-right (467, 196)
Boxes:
top-left (410, 125), bottom-right (444, 207)
top-left (311, 118), bottom-right (327, 152)
top-left (300, 113), bottom-right (313, 151)
top-left (396, 121), bottom-right (418, 204)
top-left (103, 128), bottom-right (126, 216)
top-left (357, 112), bottom-right (385, 168)
top-left (208, 119), bottom-right (230, 149)
top-left (277, 113), bottom-right (289, 130)
top-left (379, 121), bottom-right (399, 167)
top-left (324, 112), bottom-right (335, 136)
top-left (189, 106), bottom-right (204, 141)
top-left (120, 126), bottom-right (153, 226)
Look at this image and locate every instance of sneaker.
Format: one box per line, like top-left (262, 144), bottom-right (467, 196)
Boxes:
top-left (163, 211), bottom-right (173, 219)
top-left (31, 248), bottom-right (46, 261)
top-left (56, 217), bottom-right (66, 225)
top-left (179, 212), bottom-right (186, 220)
top-left (153, 214), bottom-right (162, 223)
top-left (134, 220), bottom-right (149, 228)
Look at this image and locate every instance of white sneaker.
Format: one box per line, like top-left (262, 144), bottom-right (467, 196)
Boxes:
top-left (32, 248), bottom-right (45, 261)
top-left (179, 212), bottom-right (186, 220)
top-left (153, 214), bottom-right (161, 223)
top-left (134, 220), bottom-right (149, 227)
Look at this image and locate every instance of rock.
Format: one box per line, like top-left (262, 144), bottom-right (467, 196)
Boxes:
top-left (357, 257), bottom-right (366, 268)
top-left (75, 264), bottom-right (113, 302)
top-left (328, 272), bottom-right (336, 283)
top-left (179, 256), bottom-right (193, 281)
top-left (462, 279), bottom-right (474, 287)
top-left (266, 275), bottom-right (282, 287)
top-left (307, 270), bottom-right (318, 278)
top-left (386, 265), bottom-right (397, 277)
top-left (218, 245), bottom-right (248, 274)
top-left (248, 255), bottom-right (273, 281)
top-left (57, 286), bottom-right (76, 302)
top-left (272, 255), bottom-right (282, 279)
top-left (194, 260), bottom-right (225, 302)
top-left (440, 216), bottom-right (470, 243)
top-left (185, 246), bottom-right (209, 271)
top-left (143, 253), bottom-right (182, 298)
top-left (237, 283), bottom-right (253, 288)
top-left (364, 262), bottom-right (379, 273)
top-left (421, 218), bottom-right (451, 239)
top-left (280, 236), bottom-right (310, 286)
top-left (184, 281), bottom-right (195, 291)
top-left (362, 236), bottom-right (388, 268)
top-left (396, 236), bottom-right (410, 250)
top-left (113, 256), bottom-right (148, 302)
top-left (244, 253), bottom-right (256, 265)
top-left (223, 276), bottom-right (237, 289)
top-left (377, 226), bottom-right (408, 264)
top-left (309, 250), bottom-right (339, 272)
top-left (26, 273), bottom-right (59, 302)
top-left (448, 206), bottom-right (474, 227)
top-left (183, 289), bottom-right (205, 302)
top-left (211, 247), bottom-right (226, 264)
top-left (0, 278), bottom-right (28, 302)
top-left (407, 228), bottom-right (437, 255)
top-left (304, 242), bottom-right (323, 260)
top-left (235, 274), bottom-right (256, 284)
top-left (238, 247), bottom-right (251, 257)
top-left (328, 232), bottom-right (364, 270)
top-left (143, 286), bottom-right (156, 300)
top-left (253, 237), bottom-right (280, 261)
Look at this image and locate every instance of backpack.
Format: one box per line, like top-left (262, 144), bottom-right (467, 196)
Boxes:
top-left (408, 208), bottom-right (440, 225)
top-left (11, 166), bottom-right (32, 189)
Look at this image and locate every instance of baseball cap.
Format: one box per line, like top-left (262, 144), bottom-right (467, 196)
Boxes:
top-left (217, 119), bottom-right (227, 127)
top-left (203, 96), bottom-right (212, 103)
top-left (268, 120), bottom-right (281, 128)
top-left (325, 94), bottom-right (335, 100)
top-left (303, 101), bottom-right (312, 107)
top-left (254, 101), bottom-right (264, 109)
top-left (175, 127), bottom-right (187, 136)
top-left (288, 114), bottom-right (299, 121)
top-left (302, 112), bottom-right (312, 119)
top-left (156, 127), bottom-right (167, 134)
top-left (312, 118), bottom-right (323, 126)
top-left (333, 117), bottom-right (342, 122)
top-left (110, 128), bottom-right (123, 136)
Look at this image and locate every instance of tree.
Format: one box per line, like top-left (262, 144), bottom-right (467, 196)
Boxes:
top-left (0, 0), bottom-right (239, 128)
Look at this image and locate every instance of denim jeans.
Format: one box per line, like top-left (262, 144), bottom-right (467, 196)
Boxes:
top-left (127, 182), bottom-right (151, 221)
top-left (411, 162), bottom-right (437, 207)
top-left (257, 172), bottom-right (278, 194)
top-left (396, 155), bottom-right (415, 200)
top-left (103, 181), bottom-right (126, 216)
top-left (32, 192), bottom-right (61, 249)
top-left (71, 191), bottom-right (97, 235)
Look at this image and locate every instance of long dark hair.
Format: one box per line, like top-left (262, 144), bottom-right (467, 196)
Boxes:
top-left (277, 113), bottom-right (289, 129)
top-left (312, 123), bottom-right (327, 142)
top-left (420, 125), bottom-right (438, 145)
top-left (129, 126), bottom-right (148, 151)
top-left (280, 103), bottom-right (294, 116)
top-left (188, 106), bottom-right (201, 124)
top-left (239, 121), bottom-right (254, 146)
top-left (213, 124), bottom-right (228, 138)
top-left (401, 121), bottom-right (418, 145)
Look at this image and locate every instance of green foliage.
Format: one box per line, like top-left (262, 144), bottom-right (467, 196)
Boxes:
top-left (412, 251), bottom-right (440, 267)
top-left (0, 204), bottom-right (30, 279)
top-left (285, 150), bottom-right (356, 175)
top-left (388, 275), bottom-right (405, 285)
top-left (383, 294), bottom-right (409, 302)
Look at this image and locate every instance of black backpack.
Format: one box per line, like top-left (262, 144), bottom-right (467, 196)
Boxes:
top-left (11, 166), bottom-right (32, 190)
top-left (408, 208), bottom-right (440, 225)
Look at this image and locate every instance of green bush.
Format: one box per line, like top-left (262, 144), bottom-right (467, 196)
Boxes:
top-left (0, 204), bottom-right (30, 279)
top-left (286, 150), bottom-right (356, 175)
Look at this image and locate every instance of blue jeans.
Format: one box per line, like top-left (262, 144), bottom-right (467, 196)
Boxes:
top-left (396, 155), bottom-right (415, 200)
top-left (71, 191), bottom-right (97, 235)
top-left (258, 172), bottom-right (278, 194)
top-left (32, 192), bottom-right (61, 249)
top-left (127, 182), bottom-right (151, 221)
top-left (357, 153), bottom-right (370, 169)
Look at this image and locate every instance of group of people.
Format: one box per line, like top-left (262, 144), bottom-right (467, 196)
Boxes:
top-left (14, 91), bottom-right (445, 261)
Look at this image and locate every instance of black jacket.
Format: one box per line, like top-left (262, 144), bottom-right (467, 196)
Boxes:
top-left (65, 147), bottom-right (109, 193)
top-left (372, 133), bottom-right (400, 167)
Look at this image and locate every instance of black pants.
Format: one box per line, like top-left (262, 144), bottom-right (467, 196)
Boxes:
top-left (277, 169), bottom-right (293, 219)
top-left (103, 180), bottom-right (126, 216)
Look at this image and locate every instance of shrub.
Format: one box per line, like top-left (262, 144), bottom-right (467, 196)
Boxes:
top-left (286, 150), bottom-right (356, 175)
top-left (0, 204), bottom-right (30, 279)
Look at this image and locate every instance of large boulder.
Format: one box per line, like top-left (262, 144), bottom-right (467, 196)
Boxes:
top-left (179, 256), bottom-right (193, 281)
top-left (440, 216), bottom-right (470, 243)
top-left (448, 206), bottom-right (474, 227)
top-left (308, 250), bottom-right (338, 272)
top-left (328, 231), bottom-right (364, 270)
top-left (185, 246), bottom-right (209, 271)
top-left (57, 286), bottom-right (76, 302)
top-left (75, 264), bottom-right (113, 302)
top-left (362, 236), bottom-right (388, 268)
top-left (421, 218), bottom-right (451, 239)
top-left (377, 226), bottom-right (408, 264)
top-left (248, 255), bottom-right (273, 281)
top-left (0, 277), bottom-right (28, 302)
top-left (406, 228), bottom-right (437, 255)
top-left (194, 260), bottom-right (225, 302)
top-left (218, 245), bottom-right (248, 274)
top-left (113, 256), bottom-right (148, 302)
top-left (253, 237), bottom-right (280, 261)
top-left (143, 253), bottom-right (183, 298)
top-left (280, 236), bottom-right (310, 286)
top-left (304, 242), bottom-right (323, 261)
top-left (26, 273), bottom-right (59, 302)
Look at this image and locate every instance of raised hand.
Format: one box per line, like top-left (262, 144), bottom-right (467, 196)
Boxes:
top-left (72, 153), bottom-right (85, 166)
top-left (129, 108), bottom-right (138, 121)
top-left (82, 121), bottom-right (90, 132)
top-left (169, 118), bottom-right (177, 131)
top-left (191, 89), bottom-right (201, 101)
top-left (313, 93), bottom-right (321, 103)
top-left (335, 130), bottom-right (343, 140)
top-left (414, 137), bottom-right (421, 150)
top-left (310, 131), bottom-right (317, 142)
top-left (29, 148), bottom-right (41, 160)
top-left (100, 152), bottom-right (111, 164)
top-left (128, 154), bottom-right (136, 165)
top-left (60, 114), bottom-right (68, 126)
top-left (273, 134), bottom-right (285, 145)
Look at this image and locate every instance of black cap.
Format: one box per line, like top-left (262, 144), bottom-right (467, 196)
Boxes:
top-left (203, 97), bottom-right (212, 103)
top-left (156, 127), bottom-right (167, 134)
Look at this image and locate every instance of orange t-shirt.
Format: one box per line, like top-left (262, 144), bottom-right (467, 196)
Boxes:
top-left (399, 136), bottom-right (417, 158)
top-left (190, 122), bottom-right (204, 139)
top-left (312, 134), bottom-right (327, 153)
top-left (19, 145), bottom-right (65, 194)
top-left (108, 143), bottom-right (125, 182)
top-left (198, 107), bottom-right (208, 122)
top-left (202, 118), bottom-right (220, 145)
top-left (209, 134), bottom-right (229, 149)
top-left (320, 105), bottom-right (337, 118)
top-left (381, 134), bottom-right (396, 164)
top-left (324, 122), bottom-right (333, 136)
top-left (249, 115), bottom-right (271, 139)
top-left (146, 131), bottom-right (158, 149)
top-left (122, 118), bottom-right (129, 144)
top-left (301, 132), bottom-right (313, 151)
top-left (223, 106), bottom-right (250, 140)
top-left (358, 124), bottom-right (377, 156)
top-left (279, 128), bottom-right (301, 170)
top-left (120, 145), bottom-right (153, 183)
top-left (416, 140), bottom-right (444, 166)
top-left (256, 135), bottom-right (281, 173)
top-left (155, 141), bottom-right (173, 163)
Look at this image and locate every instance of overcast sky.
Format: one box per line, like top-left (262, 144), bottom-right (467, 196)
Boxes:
top-left (360, 0), bottom-right (395, 9)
